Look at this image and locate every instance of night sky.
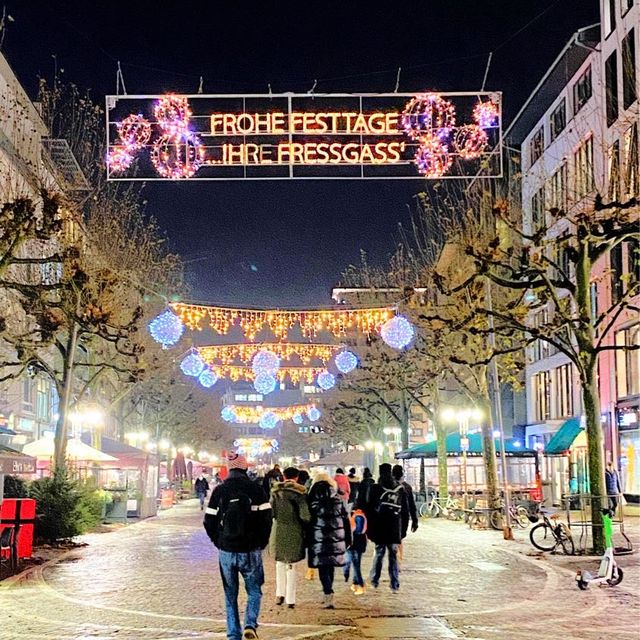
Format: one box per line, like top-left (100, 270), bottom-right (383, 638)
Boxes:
top-left (4, 1), bottom-right (599, 307)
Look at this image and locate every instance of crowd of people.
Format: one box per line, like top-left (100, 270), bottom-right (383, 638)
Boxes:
top-left (202, 454), bottom-right (419, 640)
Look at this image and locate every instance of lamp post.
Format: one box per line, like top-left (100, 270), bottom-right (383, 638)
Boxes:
top-left (364, 439), bottom-right (384, 473)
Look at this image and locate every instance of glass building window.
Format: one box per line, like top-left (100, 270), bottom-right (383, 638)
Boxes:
top-left (606, 51), bottom-right (619, 127)
top-left (530, 127), bottom-right (544, 166)
top-left (624, 123), bottom-right (639, 197)
top-left (622, 29), bottom-right (637, 110)
top-left (608, 141), bottom-right (621, 201)
top-left (615, 325), bottom-right (640, 398)
top-left (604, 0), bottom-right (616, 36)
top-left (531, 185), bottom-right (546, 231)
top-left (573, 66), bottom-right (592, 115)
top-left (574, 137), bottom-right (594, 199)
top-left (553, 364), bottom-right (574, 419)
top-left (532, 371), bottom-right (551, 422)
top-left (548, 163), bottom-right (567, 211)
top-left (549, 99), bottom-right (566, 142)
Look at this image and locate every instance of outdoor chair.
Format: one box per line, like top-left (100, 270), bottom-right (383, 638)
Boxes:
top-left (0, 526), bottom-right (16, 574)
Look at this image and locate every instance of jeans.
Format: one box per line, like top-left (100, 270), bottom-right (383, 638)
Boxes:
top-left (318, 565), bottom-right (335, 595)
top-left (370, 543), bottom-right (400, 590)
top-left (275, 561), bottom-right (297, 604)
top-left (219, 550), bottom-right (264, 640)
top-left (343, 549), bottom-right (364, 586)
top-left (197, 491), bottom-right (207, 508)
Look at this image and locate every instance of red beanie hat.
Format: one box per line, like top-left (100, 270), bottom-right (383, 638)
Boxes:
top-left (227, 452), bottom-right (248, 470)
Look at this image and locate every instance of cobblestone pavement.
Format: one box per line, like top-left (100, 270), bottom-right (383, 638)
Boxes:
top-left (0, 500), bottom-right (638, 639)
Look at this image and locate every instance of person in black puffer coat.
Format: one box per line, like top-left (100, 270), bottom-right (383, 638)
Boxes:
top-left (307, 472), bottom-right (352, 609)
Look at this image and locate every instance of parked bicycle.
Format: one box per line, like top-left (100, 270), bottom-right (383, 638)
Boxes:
top-left (489, 500), bottom-right (532, 530)
top-left (529, 507), bottom-right (574, 555)
top-left (420, 494), bottom-right (463, 520)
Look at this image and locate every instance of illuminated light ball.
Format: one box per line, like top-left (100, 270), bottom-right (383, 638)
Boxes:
top-left (454, 124), bottom-right (489, 161)
top-left (107, 146), bottom-right (134, 173)
top-left (271, 439), bottom-right (279, 452)
top-left (180, 352), bottom-right (205, 377)
top-left (254, 373), bottom-right (277, 395)
top-left (117, 114), bottom-right (151, 150)
top-left (222, 406), bottom-right (237, 422)
top-left (151, 133), bottom-right (205, 179)
top-left (381, 315), bottom-right (415, 350)
top-left (292, 413), bottom-right (304, 425)
top-left (414, 134), bottom-right (453, 178)
top-left (154, 94), bottom-right (192, 135)
top-left (401, 93), bottom-right (456, 140)
top-left (252, 349), bottom-right (281, 376)
top-left (317, 370), bottom-right (336, 391)
top-left (307, 407), bottom-right (321, 422)
top-left (148, 309), bottom-right (185, 349)
top-left (335, 350), bottom-right (358, 374)
top-left (198, 368), bottom-right (218, 389)
top-left (259, 411), bottom-right (279, 430)
top-left (473, 100), bottom-right (499, 129)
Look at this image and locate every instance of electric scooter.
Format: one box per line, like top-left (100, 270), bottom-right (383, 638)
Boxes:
top-left (576, 509), bottom-right (624, 590)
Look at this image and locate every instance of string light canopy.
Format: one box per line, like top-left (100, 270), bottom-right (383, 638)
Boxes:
top-left (198, 368), bottom-right (218, 388)
top-left (317, 370), bottom-right (336, 390)
top-left (171, 303), bottom-right (395, 340)
top-left (211, 364), bottom-right (325, 385)
top-left (335, 350), bottom-right (358, 374)
top-left (252, 349), bottom-right (281, 376)
top-left (148, 309), bottom-right (185, 348)
top-left (180, 351), bottom-right (206, 377)
top-left (198, 343), bottom-right (342, 366)
top-left (381, 315), bottom-right (415, 349)
top-left (223, 403), bottom-right (318, 424)
top-left (254, 372), bottom-right (277, 395)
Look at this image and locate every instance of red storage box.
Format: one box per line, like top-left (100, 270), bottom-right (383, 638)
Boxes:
top-left (0, 498), bottom-right (36, 559)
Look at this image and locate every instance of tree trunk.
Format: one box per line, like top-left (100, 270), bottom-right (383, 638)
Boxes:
top-left (419, 458), bottom-right (426, 499)
top-left (400, 389), bottom-right (410, 450)
top-left (480, 396), bottom-right (499, 504)
top-left (54, 327), bottom-right (79, 470)
top-left (583, 367), bottom-right (606, 554)
top-left (435, 421), bottom-right (449, 499)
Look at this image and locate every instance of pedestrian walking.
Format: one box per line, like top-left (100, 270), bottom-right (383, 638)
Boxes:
top-left (392, 465), bottom-right (419, 533)
top-left (356, 467), bottom-right (375, 511)
top-left (194, 473), bottom-right (210, 510)
top-left (204, 453), bottom-right (272, 640)
top-left (343, 507), bottom-right (367, 595)
top-left (270, 467), bottom-right (311, 609)
top-left (262, 464), bottom-right (283, 495)
top-left (365, 463), bottom-right (409, 592)
top-left (347, 467), bottom-right (361, 511)
top-left (297, 469), bottom-right (311, 490)
top-left (307, 472), bottom-right (352, 609)
top-left (605, 462), bottom-right (623, 513)
top-left (333, 467), bottom-right (350, 503)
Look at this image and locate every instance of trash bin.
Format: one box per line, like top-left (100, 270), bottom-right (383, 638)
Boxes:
top-left (0, 498), bottom-right (36, 559)
top-left (160, 489), bottom-right (174, 510)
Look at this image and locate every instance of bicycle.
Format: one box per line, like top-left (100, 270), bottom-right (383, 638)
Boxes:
top-left (420, 494), bottom-right (463, 520)
top-left (529, 508), bottom-right (574, 555)
top-left (489, 500), bottom-right (532, 530)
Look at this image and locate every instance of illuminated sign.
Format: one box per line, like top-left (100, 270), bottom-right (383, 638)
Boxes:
top-left (106, 92), bottom-right (502, 180)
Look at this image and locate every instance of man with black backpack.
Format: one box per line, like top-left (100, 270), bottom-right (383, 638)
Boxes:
top-left (365, 463), bottom-right (409, 592)
top-left (204, 453), bottom-right (272, 640)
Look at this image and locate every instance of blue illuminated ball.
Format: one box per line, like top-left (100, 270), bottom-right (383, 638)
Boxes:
top-left (198, 368), bottom-right (218, 388)
top-left (317, 370), bottom-right (336, 390)
top-left (222, 407), bottom-right (237, 422)
top-left (292, 413), bottom-right (303, 425)
top-left (148, 309), bottom-right (184, 348)
top-left (259, 411), bottom-right (279, 430)
top-left (380, 315), bottom-right (415, 349)
top-left (335, 350), bottom-right (358, 374)
top-left (254, 373), bottom-right (277, 395)
top-left (252, 350), bottom-right (280, 376)
top-left (307, 407), bottom-right (321, 422)
top-left (180, 352), bottom-right (205, 377)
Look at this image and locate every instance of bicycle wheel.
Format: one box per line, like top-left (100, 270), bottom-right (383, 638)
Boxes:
top-left (530, 523), bottom-right (557, 551)
top-left (515, 506), bottom-right (531, 528)
top-left (557, 525), bottom-right (574, 556)
top-left (490, 509), bottom-right (503, 530)
top-left (419, 502), bottom-right (430, 518)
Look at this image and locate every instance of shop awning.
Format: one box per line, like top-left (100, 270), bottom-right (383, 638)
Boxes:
top-left (395, 433), bottom-right (536, 459)
top-left (544, 417), bottom-right (583, 456)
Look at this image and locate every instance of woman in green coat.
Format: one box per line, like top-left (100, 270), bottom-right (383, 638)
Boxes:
top-left (270, 467), bottom-right (311, 608)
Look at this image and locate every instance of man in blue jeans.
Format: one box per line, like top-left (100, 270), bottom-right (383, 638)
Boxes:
top-left (204, 453), bottom-right (272, 640)
top-left (364, 463), bottom-right (409, 592)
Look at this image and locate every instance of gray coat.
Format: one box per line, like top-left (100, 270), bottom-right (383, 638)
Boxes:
top-left (269, 480), bottom-right (311, 563)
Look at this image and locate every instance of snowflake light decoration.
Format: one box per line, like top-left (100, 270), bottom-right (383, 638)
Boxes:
top-left (335, 350), bottom-right (358, 374)
top-left (454, 125), bottom-right (489, 160)
top-left (148, 309), bottom-right (185, 349)
top-left (180, 352), bottom-right (205, 377)
top-left (402, 93), bottom-right (456, 141)
top-left (151, 133), bottom-right (205, 179)
top-left (254, 373), bottom-right (277, 395)
top-left (221, 406), bottom-right (237, 422)
top-left (198, 368), bottom-right (218, 388)
top-left (252, 349), bottom-right (281, 376)
top-left (473, 100), bottom-right (499, 129)
top-left (259, 411), bottom-right (279, 430)
top-left (380, 315), bottom-right (415, 349)
top-left (307, 407), bottom-right (321, 422)
top-left (317, 370), bottom-right (336, 390)
top-left (414, 134), bottom-right (453, 178)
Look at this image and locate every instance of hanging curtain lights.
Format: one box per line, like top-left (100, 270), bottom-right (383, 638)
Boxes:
top-left (180, 351), bottom-right (206, 377)
top-left (234, 437), bottom-right (279, 457)
top-left (223, 403), bottom-right (319, 424)
top-left (198, 343), bottom-right (342, 366)
top-left (211, 364), bottom-right (325, 385)
top-left (317, 370), bottom-right (336, 390)
top-left (335, 350), bottom-right (358, 373)
top-left (171, 303), bottom-right (395, 339)
top-left (148, 309), bottom-right (185, 348)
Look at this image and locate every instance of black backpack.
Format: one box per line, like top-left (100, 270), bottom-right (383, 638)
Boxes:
top-left (375, 486), bottom-right (403, 517)
top-left (219, 489), bottom-right (253, 545)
